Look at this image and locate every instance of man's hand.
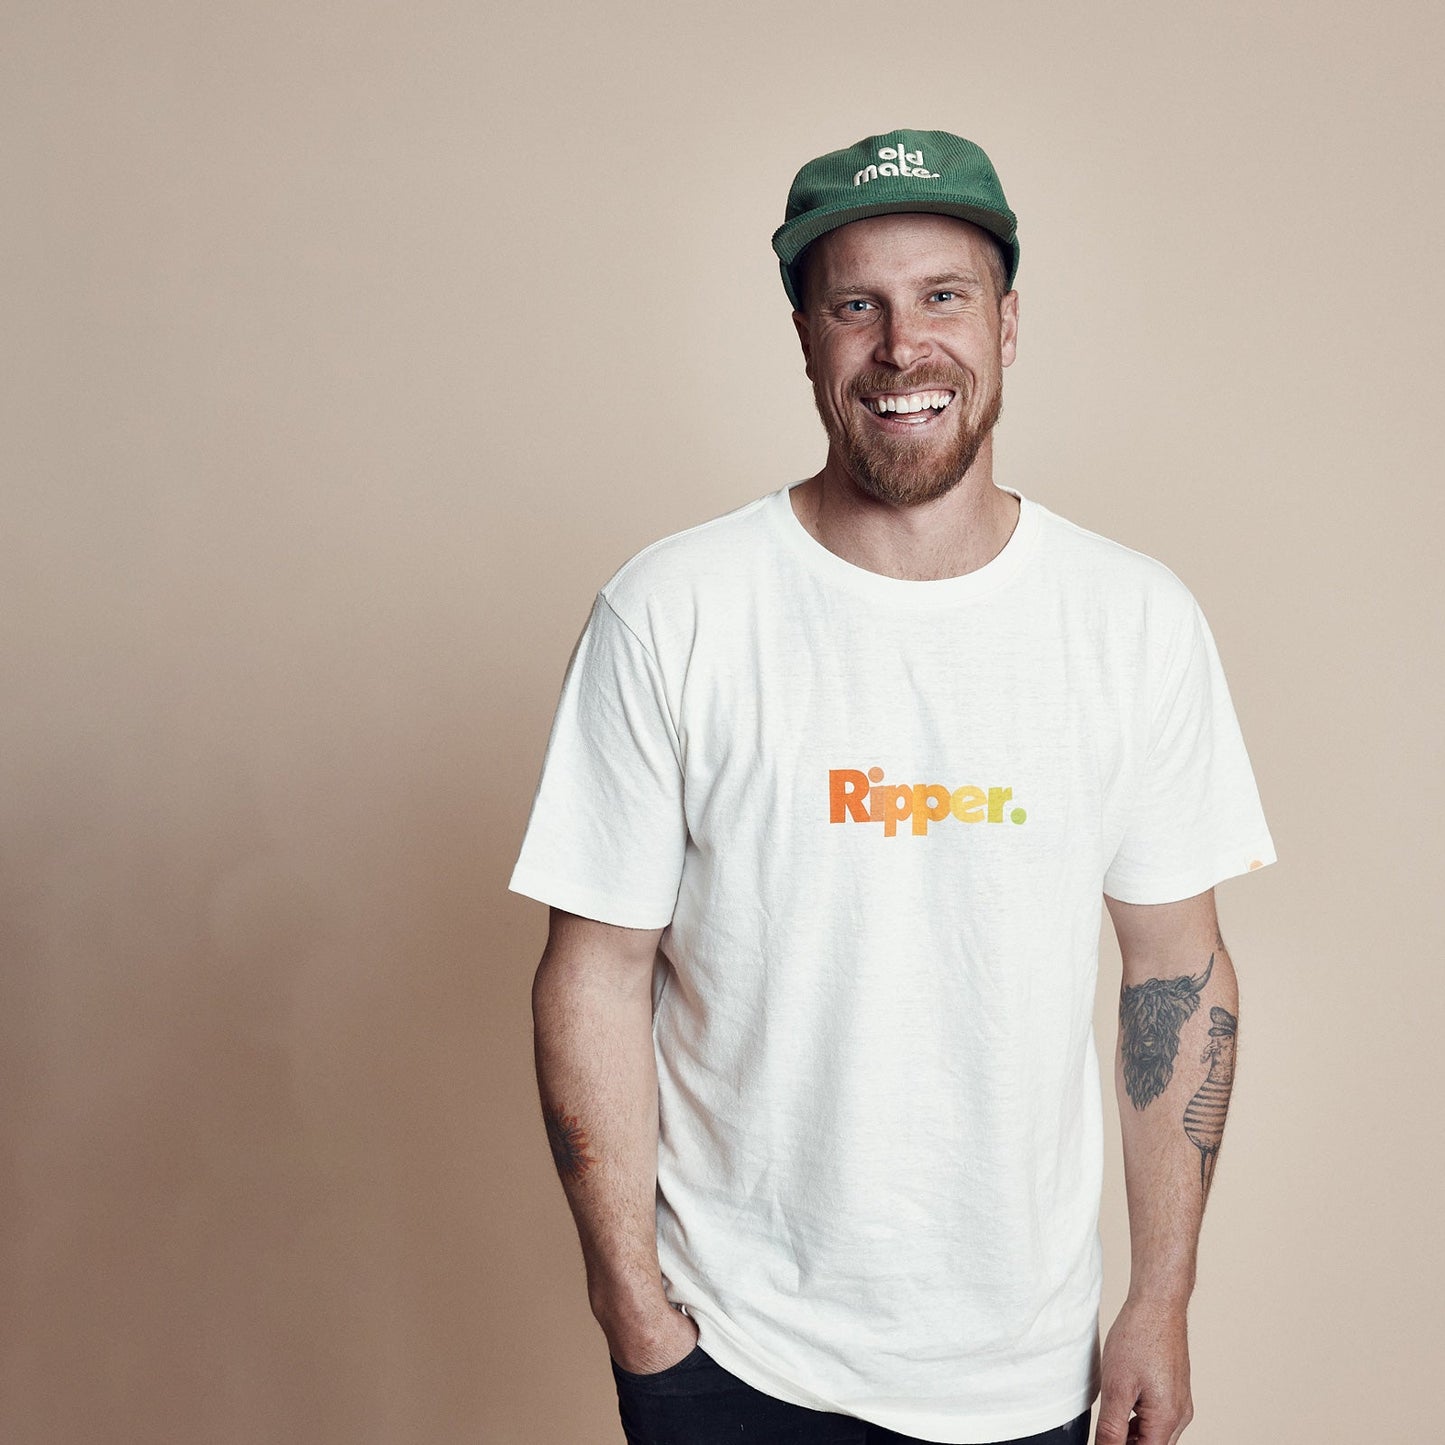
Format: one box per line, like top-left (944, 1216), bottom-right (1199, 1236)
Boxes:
top-left (1094, 1297), bottom-right (1193, 1444)
top-left (600, 1298), bottom-right (700, 1375)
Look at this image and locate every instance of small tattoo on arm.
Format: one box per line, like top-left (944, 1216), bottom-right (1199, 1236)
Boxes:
top-left (545, 1106), bottom-right (596, 1183)
top-left (1184, 1006), bottom-right (1237, 1192)
top-left (1119, 954), bottom-right (1214, 1109)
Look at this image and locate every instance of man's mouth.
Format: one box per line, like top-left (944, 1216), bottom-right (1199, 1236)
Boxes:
top-left (860, 389), bottom-right (956, 421)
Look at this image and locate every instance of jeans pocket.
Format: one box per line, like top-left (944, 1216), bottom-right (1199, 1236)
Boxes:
top-left (610, 1343), bottom-right (707, 1384)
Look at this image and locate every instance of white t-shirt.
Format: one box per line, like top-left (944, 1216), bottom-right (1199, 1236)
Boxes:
top-left (510, 481), bottom-right (1276, 1443)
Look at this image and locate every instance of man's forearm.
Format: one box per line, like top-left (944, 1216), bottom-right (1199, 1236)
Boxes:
top-left (1096, 891), bottom-right (1235, 1443)
top-left (1115, 930), bottom-right (1240, 1304)
top-left (531, 918), bottom-right (689, 1368)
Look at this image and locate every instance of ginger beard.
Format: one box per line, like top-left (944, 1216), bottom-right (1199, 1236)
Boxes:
top-left (813, 365), bottom-right (1003, 508)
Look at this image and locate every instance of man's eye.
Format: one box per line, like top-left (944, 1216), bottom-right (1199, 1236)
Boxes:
top-left (843, 299), bottom-right (872, 312)
top-left (931, 291), bottom-right (957, 302)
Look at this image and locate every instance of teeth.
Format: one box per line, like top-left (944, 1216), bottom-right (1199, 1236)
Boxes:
top-left (868, 390), bottom-right (953, 414)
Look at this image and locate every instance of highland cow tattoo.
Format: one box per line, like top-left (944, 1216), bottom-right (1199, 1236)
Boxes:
top-left (545, 1106), bottom-right (596, 1183)
top-left (1119, 954), bottom-right (1215, 1110)
top-left (1183, 1006), bottom-right (1237, 1191)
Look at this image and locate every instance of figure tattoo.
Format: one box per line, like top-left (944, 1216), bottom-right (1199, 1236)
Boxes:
top-left (1183, 1006), bottom-right (1237, 1192)
top-left (545, 1106), bottom-right (596, 1183)
top-left (1119, 954), bottom-right (1214, 1109)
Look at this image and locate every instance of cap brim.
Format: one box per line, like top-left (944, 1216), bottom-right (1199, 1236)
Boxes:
top-left (772, 198), bottom-right (1016, 266)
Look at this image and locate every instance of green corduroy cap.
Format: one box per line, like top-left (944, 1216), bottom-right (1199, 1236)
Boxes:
top-left (772, 129), bottom-right (1019, 309)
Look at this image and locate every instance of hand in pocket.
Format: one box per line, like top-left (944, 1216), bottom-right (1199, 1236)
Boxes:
top-left (606, 1304), bottom-right (700, 1377)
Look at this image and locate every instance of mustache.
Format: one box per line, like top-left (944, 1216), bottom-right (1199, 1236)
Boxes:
top-left (848, 367), bottom-right (968, 398)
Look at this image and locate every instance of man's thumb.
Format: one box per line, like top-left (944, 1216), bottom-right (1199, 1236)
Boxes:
top-left (1094, 1385), bottom-right (1135, 1445)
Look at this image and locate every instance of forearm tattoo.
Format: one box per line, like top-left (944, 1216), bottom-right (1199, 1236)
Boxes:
top-left (1119, 953), bottom-right (1214, 1110)
top-left (1120, 946), bottom-right (1239, 1193)
top-left (1184, 1006), bottom-right (1237, 1191)
top-left (545, 1106), bottom-right (596, 1184)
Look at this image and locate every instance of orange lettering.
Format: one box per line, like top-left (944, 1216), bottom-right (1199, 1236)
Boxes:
top-left (829, 768), bottom-right (870, 823)
top-left (913, 783), bottom-right (952, 835)
top-left (871, 784), bottom-right (913, 838)
top-left (829, 768), bottom-right (1025, 835)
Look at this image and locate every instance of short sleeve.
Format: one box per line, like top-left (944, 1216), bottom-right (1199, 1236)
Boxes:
top-left (1103, 598), bottom-right (1277, 904)
top-left (508, 592), bottom-right (688, 928)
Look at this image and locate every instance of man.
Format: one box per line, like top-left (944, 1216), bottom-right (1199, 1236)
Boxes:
top-left (510, 129), bottom-right (1275, 1445)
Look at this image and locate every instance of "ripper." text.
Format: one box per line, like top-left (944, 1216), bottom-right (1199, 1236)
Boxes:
top-left (828, 766), bottom-right (1028, 838)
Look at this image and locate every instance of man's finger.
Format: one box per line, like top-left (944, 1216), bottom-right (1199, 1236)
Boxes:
top-left (1132, 1400), bottom-right (1191, 1445)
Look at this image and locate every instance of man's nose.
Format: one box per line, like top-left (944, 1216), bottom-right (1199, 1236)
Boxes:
top-left (873, 310), bottom-right (932, 370)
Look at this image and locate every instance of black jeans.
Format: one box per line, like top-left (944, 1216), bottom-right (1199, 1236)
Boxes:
top-left (612, 1343), bottom-right (1093, 1445)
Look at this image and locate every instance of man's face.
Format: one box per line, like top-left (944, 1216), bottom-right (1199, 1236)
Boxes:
top-left (792, 213), bottom-right (1019, 507)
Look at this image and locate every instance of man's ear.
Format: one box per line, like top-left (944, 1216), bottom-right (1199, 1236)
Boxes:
top-left (792, 309), bottom-right (814, 381)
top-left (999, 289), bottom-right (1019, 368)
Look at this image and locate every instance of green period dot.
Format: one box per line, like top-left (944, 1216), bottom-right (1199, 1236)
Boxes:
top-left (1010, 807), bottom-right (1027, 824)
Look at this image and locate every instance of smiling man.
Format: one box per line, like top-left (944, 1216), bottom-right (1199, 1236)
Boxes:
top-left (795, 210), bottom-right (1012, 511)
top-left (511, 130), bottom-right (1276, 1445)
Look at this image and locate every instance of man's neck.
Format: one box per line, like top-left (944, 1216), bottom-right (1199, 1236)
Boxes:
top-left (790, 445), bottom-right (1021, 583)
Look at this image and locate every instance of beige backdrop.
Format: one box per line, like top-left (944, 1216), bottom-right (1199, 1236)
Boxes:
top-left (6, 1), bottom-right (1441, 1441)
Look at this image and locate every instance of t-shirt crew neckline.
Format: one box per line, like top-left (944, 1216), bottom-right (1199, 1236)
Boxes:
top-left (767, 479), bottom-right (1041, 607)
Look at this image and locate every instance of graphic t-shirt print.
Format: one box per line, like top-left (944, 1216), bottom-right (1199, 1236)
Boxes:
top-left (829, 765), bottom-right (1028, 837)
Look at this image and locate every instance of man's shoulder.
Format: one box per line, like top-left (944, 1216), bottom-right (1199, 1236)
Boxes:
top-left (598, 486), bottom-right (781, 625)
top-left (1034, 497), bottom-right (1199, 619)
